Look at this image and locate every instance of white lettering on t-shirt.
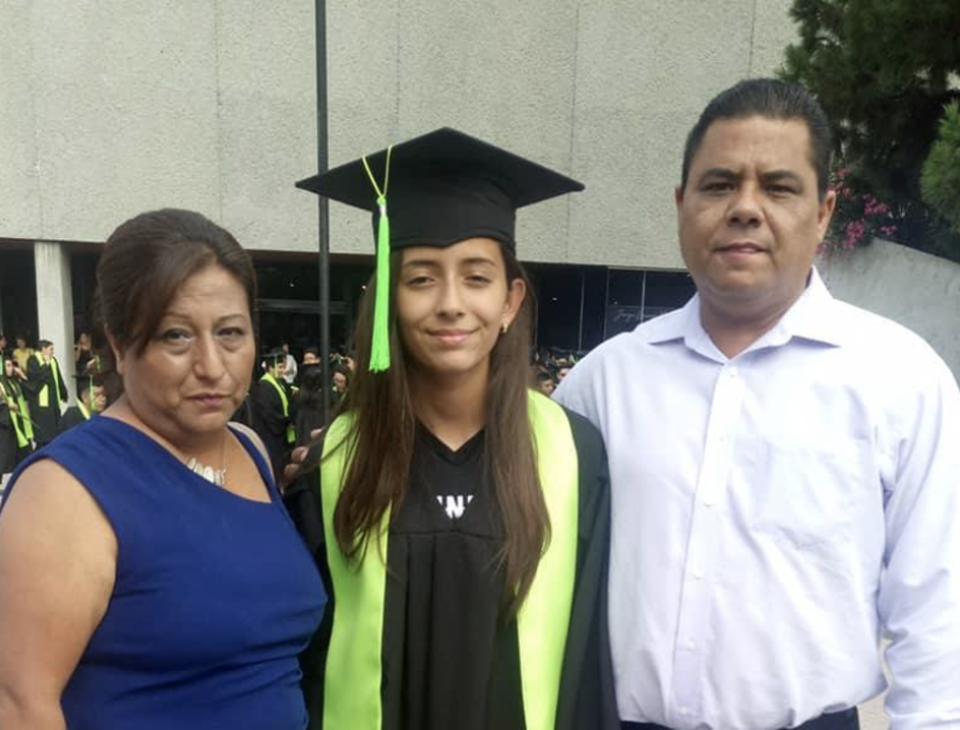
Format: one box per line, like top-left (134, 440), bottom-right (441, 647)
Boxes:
top-left (436, 494), bottom-right (474, 520)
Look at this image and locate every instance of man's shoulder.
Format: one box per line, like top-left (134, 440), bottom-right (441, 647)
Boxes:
top-left (827, 296), bottom-right (945, 369)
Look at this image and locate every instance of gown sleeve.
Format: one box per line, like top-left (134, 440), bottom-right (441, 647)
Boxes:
top-left (555, 407), bottom-right (620, 730)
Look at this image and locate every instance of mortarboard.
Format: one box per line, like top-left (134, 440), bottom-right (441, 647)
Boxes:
top-left (296, 127), bottom-right (584, 372)
top-left (262, 348), bottom-right (285, 371)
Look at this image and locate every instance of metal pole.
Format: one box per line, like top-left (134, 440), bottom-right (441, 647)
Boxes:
top-left (602, 267), bottom-right (610, 340)
top-left (577, 269), bottom-right (585, 352)
top-left (639, 270), bottom-right (647, 323)
top-left (315, 0), bottom-right (331, 427)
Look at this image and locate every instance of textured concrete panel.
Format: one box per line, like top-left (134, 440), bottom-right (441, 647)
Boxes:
top-left (324, 1), bottom-right (404, 256)
top-left (750, 0), bottom-right (799, 76)
top-left (0, 0), bottom-right (43, 236)
top-left (819, 239), bottom-right (960, 380)
top-left (217, 0), bottom-right (318, 253)
top-left (569, 0), bottom-right (759, 269)
top-left (28, 0), bottom-right (221, 241)
top-left (325, 1), bottom-right (581, 260)
top-left (1, 0), bottom-right (802, 268)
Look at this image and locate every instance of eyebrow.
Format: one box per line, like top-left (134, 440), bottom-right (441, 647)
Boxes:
top-left (698, 167), bottom-right (805, 188)
top-left (401, 256), bottom-right (498, 269)
top-left (760, 169), bottom-right (805, 188)
top-left (161, 311), bottom-right (249, 326)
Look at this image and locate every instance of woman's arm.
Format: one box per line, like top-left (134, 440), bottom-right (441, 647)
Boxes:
top-left (0, 460), bottom-right (117, 730)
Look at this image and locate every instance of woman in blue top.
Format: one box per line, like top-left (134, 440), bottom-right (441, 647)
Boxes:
top-left (0, 209), bottom-right (326, 730)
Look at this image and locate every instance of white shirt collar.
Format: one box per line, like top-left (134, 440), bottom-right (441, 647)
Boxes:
top-left (643, 268), bottom-right (844, 360)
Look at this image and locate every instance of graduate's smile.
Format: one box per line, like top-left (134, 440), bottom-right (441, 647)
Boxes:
top-left (427, 328), bottom-right (477, 347)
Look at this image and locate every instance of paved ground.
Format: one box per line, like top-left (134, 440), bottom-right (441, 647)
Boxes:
top-left (861, 693), bottom-right (887, 730)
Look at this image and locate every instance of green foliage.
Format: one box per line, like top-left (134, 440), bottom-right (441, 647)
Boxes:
top-left (922, 102), bottom-right (960, 235)
top-left (781, 0), bottom-right (960, 261)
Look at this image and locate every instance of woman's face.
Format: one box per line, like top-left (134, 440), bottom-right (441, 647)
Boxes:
top-left (332, 371), bottom-right (347, 391)
top-left (112, 265), bottom-right (255, 446)
top-left (3, 360), bottom-right (12, 378)
top-left (395, 237), bottom-right (525, 381)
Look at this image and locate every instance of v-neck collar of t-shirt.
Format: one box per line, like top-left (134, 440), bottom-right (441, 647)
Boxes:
top-left (417, 422), bottom-right (485, 467)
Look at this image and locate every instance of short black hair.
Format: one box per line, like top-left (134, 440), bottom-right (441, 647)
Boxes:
top-left (681, 78), bottom-right (833, 200)
top-left (38, 339), bottom-right (53, 349)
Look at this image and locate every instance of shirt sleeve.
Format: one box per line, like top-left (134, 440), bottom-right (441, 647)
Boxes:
top-left (879, 355), bottom-right (960, 730)
top-left (553, 353), bottom-right (603, 427)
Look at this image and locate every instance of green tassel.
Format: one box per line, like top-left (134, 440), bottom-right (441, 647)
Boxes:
top-left (369, 194), bottom-right (391, 372)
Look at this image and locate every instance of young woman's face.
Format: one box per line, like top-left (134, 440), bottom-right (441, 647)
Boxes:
top-left (395, 237), bottom-right (525, 380)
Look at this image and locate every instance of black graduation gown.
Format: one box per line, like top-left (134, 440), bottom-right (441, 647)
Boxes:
top-left (58, 405), bottom-right (89, 436)
top-left (0, 394), bottom-right (17, 475)
top-left (284, 407), bottom-right (618, 730)
top-left (0, 378), bottom-right (33, 467)
top-left (251, 377), bottom-right (294, 480)
top-left (25, 356), bottom-right (68, 445)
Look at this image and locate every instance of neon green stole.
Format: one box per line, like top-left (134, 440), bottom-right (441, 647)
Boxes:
top-left (0, 380), bottom-right (30, 448)
top-left (260, 372), bottom-right (296, 444)
top-left (34, 353), bottom-right (63, 409)
top-left (319, 390), bottom-right (578, 730)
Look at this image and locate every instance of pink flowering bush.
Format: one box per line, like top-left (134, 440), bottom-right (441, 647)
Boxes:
top-left (820, 167), bottom-right (900, 254)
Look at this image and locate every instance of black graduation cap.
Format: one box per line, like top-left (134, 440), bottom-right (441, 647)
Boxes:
top-left (73, 358), bottom-right (105, 401)
top-left (263, 347), bottom-right (285, 368)
top-left (72, 371), bottom-right (105, 392)
top-left (295, 127), bottom-right (585, 371)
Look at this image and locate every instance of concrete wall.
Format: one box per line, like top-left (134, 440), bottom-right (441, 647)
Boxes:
top-left (818, 238), bottom-right (960, 381)
top-left (0, 0), bottom-right (797, 265)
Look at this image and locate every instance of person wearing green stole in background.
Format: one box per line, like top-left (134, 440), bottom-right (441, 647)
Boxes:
top-left (59, 367), bottom-right (108, 436)
top-left (1, 356), bottom-right (34, 476)
top-left (25, 339), bottom-right (68, 446)
top-left (285, 128), bottom-right (619, 730)
top-left (252, 347), bottom-right (297, 482)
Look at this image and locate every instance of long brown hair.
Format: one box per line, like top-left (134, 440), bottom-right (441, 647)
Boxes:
top-left (331, 245), bottom-right (549, 615)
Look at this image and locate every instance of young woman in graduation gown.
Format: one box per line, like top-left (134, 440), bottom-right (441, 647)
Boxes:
top-left (286, 128), bottom-right (619, 730)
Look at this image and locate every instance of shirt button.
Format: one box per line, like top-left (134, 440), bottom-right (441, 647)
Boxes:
top-left (679, 707), bottom-right (689, 716)
top-left (686, 640), bottom-right (697, 650)
top-left (728, 366), bottom-right (738, 377)
top-left (693, 570), bottom-right (704, 580)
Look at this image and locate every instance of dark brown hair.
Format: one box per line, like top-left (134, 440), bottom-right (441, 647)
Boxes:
top-left (95, 208), bottom-right (257, 356)
top-left (331, 246), bottom-right (548, 615)
top-left (681, 78), bottom-right (833, 201)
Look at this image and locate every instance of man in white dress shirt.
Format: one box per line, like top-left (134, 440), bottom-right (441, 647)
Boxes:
top-left (554, 79), bottom-right (960, 730)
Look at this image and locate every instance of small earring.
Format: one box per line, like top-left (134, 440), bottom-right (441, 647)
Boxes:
top-left (501, 322), bottom-right (509, 334)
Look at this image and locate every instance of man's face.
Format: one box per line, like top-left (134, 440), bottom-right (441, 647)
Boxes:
top-left (90, 385), bottom-right (107, 412)
top-left (42, 344), bottom-right (55, 359)
top-left (303, 352), bottom-right (319, 365)
top-left (676, 116), bottom-right (835, 322)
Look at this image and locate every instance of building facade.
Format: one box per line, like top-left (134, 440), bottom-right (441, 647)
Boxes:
top-left (0, 0), bottom-right (798, 387)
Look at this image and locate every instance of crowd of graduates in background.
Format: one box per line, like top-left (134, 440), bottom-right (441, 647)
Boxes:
top-left (0, 331), bottom-right (357, 483)
top-left (2, 327), bottom-right (583, 484)
top-left (531, 347), bottom-right (580, 397)
top-left (0, 330), bottom-right (108, 479)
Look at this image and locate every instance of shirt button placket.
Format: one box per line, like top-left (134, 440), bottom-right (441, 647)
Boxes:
top-left (670, 363), bottom-right (746, 727)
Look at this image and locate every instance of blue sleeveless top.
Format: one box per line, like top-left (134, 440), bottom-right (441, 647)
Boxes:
top-left (1, 416), bottom-right (326, 730)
